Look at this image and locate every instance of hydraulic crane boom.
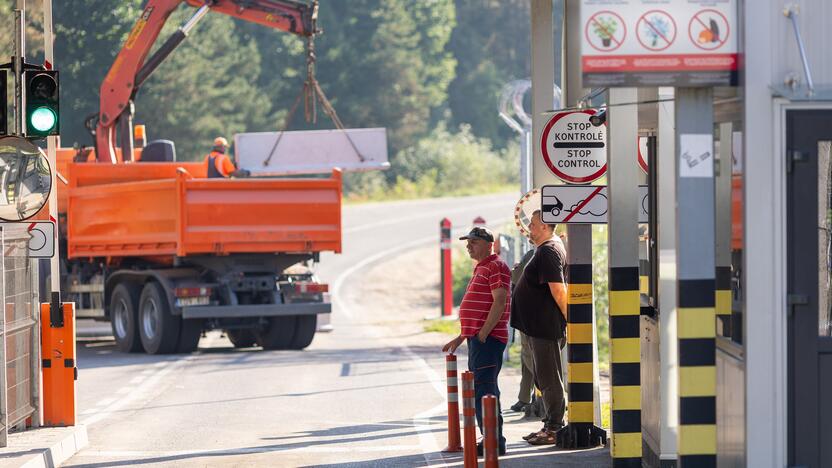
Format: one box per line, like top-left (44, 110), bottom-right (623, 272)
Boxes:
top-left (94, 0), bottom-right (318, 163)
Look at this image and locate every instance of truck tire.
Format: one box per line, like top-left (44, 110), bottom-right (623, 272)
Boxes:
top-left (138, 282), bottom-right (180, 354)
top-left (255, 316), bottom-right (297, 350)
top-left (289, 315), bottom-right (317, 350)
top-left (176, 319), bottom-right (202, 353)
top-left (226, 329), bottom-right (257, 348)
top-left (110, 283), bottom-right (142, 353)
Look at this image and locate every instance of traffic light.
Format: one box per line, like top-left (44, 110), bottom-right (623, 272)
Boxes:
top-left (24, 70), bottom-right (59, 137)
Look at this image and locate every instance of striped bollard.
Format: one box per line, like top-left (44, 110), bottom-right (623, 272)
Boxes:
top-left (482, 394), bottom-right (499, 467)
top-left (461, 371), bottom-right (477, 468)
top-left (442, 354), bottom-right (463, 452)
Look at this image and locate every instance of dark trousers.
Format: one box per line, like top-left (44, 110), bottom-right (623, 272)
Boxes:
top-left (528, 335), bottom-right (566, 431)
top-left (518, 331), bottom-right (534, 404)
top-left (467, 336), bottom-right (507, 449)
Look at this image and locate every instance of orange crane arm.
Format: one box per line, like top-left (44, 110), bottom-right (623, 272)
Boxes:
top-left (94, 0), bottom-right (318, 163)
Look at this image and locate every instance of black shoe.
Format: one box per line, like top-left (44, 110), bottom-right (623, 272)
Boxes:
top-left (510, 400), bottom-right (530, 412)
top-left (476, 441), bottom-right (507, 456)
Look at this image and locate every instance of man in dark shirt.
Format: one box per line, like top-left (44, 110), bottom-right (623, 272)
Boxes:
top-left (510, 210), bottom-right (568, 445)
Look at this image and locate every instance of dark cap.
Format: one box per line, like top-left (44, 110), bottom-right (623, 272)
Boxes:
top-left (459, 226), bottom-right (494, 243)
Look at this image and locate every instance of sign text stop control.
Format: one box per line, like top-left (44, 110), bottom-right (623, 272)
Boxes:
top-left (540, 109), bottom-right (607, 184)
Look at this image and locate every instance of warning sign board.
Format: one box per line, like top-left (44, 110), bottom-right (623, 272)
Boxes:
top-left (638, 136), bottom-right (649, 174)
top-left (541, 185), bottom-right (648, 224)
top-left (1, 221), bottom-right (56, 258)
top-left (540, 110), bottom-right (607, 184)
top-left (581, 0), bottom-right (738, 87)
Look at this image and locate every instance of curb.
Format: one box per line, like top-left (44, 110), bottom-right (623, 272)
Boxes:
top-left (5, 425), bottom-right (88, 468)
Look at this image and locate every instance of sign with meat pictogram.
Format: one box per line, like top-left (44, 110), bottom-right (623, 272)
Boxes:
top-left (581, 0), bottom-right (738, 87)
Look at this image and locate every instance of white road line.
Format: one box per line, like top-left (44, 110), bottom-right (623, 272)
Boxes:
top-left (81, 357), bottom-right (194, 427)
top-left (79, 445), bottom-right (428, 458)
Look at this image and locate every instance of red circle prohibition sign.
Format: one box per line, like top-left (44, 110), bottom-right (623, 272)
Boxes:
top-left (585, 11), bottom-right (627, 52)
top-left (637, 10), bottom-right (677, 52)
top-left (688, 9), bottom-right (730, 51)
top-left (540, 110), bottom-right (607, 184)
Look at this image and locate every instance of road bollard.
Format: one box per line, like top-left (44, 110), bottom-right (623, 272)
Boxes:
top-left (440, 218), bottom-right (453, 317)
top-left (482, 394), bottom-right (499, 467)
top-left (473, 216), bottom-right (486, 228)
top-left (41, 292), bottom-right (77, 426)
top-left (461, 371), bottom-right (477, 468)
top-left (442, 354), bottom-right (463, 452)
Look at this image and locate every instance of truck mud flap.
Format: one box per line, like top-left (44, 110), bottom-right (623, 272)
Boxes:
top-left (181, 302), bottom-right (331, 320)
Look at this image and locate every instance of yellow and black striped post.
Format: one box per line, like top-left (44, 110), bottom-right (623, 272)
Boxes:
top-left (675, 88), bottom-right (717, 467)
top-left (607, 87), bottom-right (642, 468)
top-left (715, 122), bottom-right (734, 338)
top-left (556, 260), bottom-right (606, 448)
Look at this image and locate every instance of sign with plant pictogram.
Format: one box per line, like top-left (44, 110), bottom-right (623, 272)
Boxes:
top-left (581, 0), bottom-right (738, 87)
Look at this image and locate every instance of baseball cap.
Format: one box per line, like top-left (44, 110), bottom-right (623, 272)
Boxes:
top-left (459, 226), bottom-right (494, 243)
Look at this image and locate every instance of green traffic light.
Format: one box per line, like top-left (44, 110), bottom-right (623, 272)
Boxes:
top-left (29, 106), bottom-right (56, 133)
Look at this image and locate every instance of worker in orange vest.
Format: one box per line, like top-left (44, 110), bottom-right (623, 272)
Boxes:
top-left (204, 137), bottom-right (249, 178)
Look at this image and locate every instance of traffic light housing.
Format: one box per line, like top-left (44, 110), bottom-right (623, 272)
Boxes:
top-left (24, 70), bottom-right (59, 137)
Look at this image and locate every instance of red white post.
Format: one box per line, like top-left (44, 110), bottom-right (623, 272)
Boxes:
top-left (482, 394), bottom-right (499, 467)
top-left (461, 371), bottom-right (477, 468)
top-left (473, 216), bottom-right (486, 228)
top-left (440, 218), bottom-right (453, 317)
top-left (442, 354), bottom-right (463, 452)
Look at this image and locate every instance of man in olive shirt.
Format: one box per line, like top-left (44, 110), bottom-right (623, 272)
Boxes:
top-left (509, 211), bottom-right (568, 445)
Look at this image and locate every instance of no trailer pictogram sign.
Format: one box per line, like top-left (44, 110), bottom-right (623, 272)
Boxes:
top-left (689, 9), bottom-right (730, 51)
top-left (585, 11), bottom-right (626, 52)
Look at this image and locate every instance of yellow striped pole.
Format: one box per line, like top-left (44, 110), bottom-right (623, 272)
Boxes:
top-left (556, 263), bottom-right (606, 447)
top-left (606, 87), bottom-right (642, 468)
top-left (675, 88), bottom-right (717, 468)
top-left (609, 267), bottom-right (642, 467)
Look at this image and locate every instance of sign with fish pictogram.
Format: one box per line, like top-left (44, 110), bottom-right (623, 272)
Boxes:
top-left (581, 0), bottom-right (738, 87)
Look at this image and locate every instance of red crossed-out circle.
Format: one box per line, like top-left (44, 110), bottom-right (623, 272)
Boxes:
top-left (637, 10), bottom-right (677, 52)
top-left (585, 11), bottom-right (626, 52)
top-left (540, 110), bottom-right (607, 184)
top-left (689, 9), bottom-right (730, 51)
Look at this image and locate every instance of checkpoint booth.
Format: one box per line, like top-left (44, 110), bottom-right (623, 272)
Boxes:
top-left (530, 1), bottom-right (832, 467)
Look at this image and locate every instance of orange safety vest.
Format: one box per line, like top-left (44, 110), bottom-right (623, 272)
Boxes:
top-left (204, 151), bottom-right (236, 178)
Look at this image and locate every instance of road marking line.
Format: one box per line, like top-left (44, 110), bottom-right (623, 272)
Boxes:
top-left (343, 199), bottom-right (514, 234)
top-left (96, 397), bottom-right (117, 407)
top-left (81, 357), bottom-right (195, 427)
top-left (129, 376), bottom-right (145, 385)
top-left (79, 445), bottom-right (429, 458)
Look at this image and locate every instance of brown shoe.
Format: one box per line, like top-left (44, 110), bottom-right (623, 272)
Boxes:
top-left (522, 428), bottom-right (546, 441)
top-left (527, 430), bottom-right (557, 446)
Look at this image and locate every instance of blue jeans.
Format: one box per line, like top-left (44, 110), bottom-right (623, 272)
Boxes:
top-left (467, 335), bottom-right (506, 449)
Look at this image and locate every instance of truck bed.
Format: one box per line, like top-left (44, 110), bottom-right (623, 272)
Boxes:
top-left (66, 163), bottom-right (341, 259)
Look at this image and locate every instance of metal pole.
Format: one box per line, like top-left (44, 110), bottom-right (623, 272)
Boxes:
top-left (675, 87), bottom-right (716, 468)
top-left (657, 86), bottom-right (678, 461)
top-left (715, 123), bottom-right (733, 338)
top-left (607, 87), bottom-right (642, 466)
top-left (13, 1), bottom-right (25, 135)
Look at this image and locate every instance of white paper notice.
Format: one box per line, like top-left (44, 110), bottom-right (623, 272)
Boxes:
top-left (679, 134), bottom-right (714, 178)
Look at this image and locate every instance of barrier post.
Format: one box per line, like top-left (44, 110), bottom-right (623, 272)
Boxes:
top-left (473, 216), bottom-right (486, 228)
top-left (461, 371), bottom-right (477, 468)
top-left (440, 218), bottom-right (453, 317)
top-left (41, 292), bottom-right (77, 426)
top-left (443, 354), bottom-right (463, 452)
top-left (482, 394), bottom-right (499, 467)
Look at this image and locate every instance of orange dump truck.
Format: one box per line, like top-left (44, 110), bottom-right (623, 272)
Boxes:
top-left (55, 148), bottom-right (341, 354)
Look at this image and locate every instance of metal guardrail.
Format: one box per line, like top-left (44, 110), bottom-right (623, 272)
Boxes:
top-left (0, 226), bottom-right (41, 447)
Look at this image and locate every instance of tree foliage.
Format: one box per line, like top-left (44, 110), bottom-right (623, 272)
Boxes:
top-left (5, 1), bottom-right (543, 197)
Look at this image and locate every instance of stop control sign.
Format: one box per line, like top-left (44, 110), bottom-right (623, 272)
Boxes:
top-left (540, 109), bottom-right (607, 184)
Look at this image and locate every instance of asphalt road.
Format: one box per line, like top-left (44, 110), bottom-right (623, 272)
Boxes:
top-left (64, 193), bottom-right (528, 467)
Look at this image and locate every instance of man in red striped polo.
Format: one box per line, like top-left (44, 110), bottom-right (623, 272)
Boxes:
top-left (442, 226), bottom-right (510, 456)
